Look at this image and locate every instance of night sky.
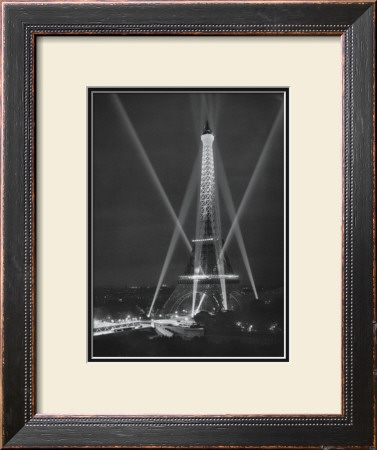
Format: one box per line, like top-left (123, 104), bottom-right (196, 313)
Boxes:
top-left (92, 90), bottom-right (285, 288)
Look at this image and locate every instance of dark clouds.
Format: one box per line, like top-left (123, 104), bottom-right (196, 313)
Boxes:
top-left (92, 90), bottom-right (285, 288)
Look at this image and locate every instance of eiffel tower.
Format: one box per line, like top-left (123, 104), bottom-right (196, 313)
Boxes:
top-left (157, 121), bottom-right (246, 318)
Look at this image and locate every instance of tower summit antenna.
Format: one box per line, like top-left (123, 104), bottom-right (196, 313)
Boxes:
top-left (202, 120), bottom-right (213, 135)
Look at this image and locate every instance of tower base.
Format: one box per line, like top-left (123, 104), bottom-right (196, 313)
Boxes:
top-left (156, 283), bottom-right (247, 318)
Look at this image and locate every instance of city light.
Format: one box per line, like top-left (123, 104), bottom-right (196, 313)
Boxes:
top-left (180, 274), bottom-right (239, 280)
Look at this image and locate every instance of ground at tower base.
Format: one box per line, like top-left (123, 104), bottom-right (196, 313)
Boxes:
top-left (92, 284), bottom-right (284, 358)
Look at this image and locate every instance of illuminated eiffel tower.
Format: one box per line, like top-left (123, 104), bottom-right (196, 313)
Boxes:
top-left (158, 121), bottom-right (244, 318)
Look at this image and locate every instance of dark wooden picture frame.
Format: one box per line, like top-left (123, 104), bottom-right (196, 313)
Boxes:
top-left (1, 1), bottom-right (375, 448)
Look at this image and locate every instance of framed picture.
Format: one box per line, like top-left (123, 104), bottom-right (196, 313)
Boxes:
top-left (1, 1), bottom-right (375, 448)
top-left (88, 87), bottom-right (289, 362)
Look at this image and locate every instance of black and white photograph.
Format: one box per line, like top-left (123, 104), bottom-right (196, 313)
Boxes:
top-left (88, 88), bottom-right (288, 361)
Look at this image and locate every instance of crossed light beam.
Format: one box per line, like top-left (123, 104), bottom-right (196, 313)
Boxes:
top-left (112, 94), bottom-right (191, 251)
top-left (222, 104), bottom-right (284, 253)
top-left (216, 148), bottom-right (259, 299)
top-left (148, 153), bottom-right (200, 317)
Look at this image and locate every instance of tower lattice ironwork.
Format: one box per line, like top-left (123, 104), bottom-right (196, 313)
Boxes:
top-left (157, 121), bottom-right (246, 318)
